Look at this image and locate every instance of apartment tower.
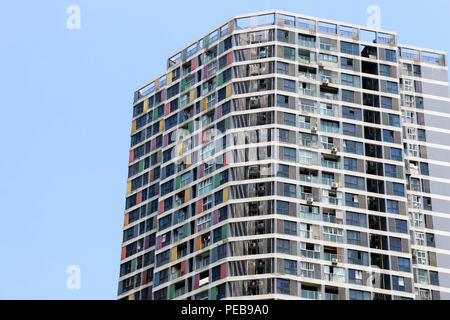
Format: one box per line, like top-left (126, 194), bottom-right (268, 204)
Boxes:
top-left (118, 10), bottom-right (450, 300)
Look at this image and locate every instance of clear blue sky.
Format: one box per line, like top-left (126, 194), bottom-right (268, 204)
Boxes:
top-left (0, 0), bottom-right (448, 299)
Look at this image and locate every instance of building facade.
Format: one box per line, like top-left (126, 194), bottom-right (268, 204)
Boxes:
top-left (117, 10), bottom-right (450, 300)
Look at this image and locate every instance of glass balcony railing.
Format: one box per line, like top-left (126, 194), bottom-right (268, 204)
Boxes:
top-left (325, 293), bottom-right (339, 300)
top-left (322, 160), bottom-right (340, 169)
top-left (301, 290), bottom-right (321, 300)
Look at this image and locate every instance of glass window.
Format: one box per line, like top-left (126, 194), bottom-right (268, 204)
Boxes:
top-left (398, 257), bottom-right (410, 272)
top-left (342, 106), bottom-right (362, 120)
top-left (343, 123), bottom-right (356, 136)
top-left (344, 140), bottom-right (363, 155)
top-left (344, 157), bottom-right (357, 171)
top-left (277, 62), bottom-right (289, 74)
top-left (346, 211), bottom-right (367, 227)
top-left (383, 129), bottom-right (394, 143)
top-left (387, 200), bottom-right (399, 214)
top-left (389, 237), bottom-right (402, 252)
top-left (390, 148), bottom-right (402, 161)
top-left (284, 147), bottom-right (296, 161)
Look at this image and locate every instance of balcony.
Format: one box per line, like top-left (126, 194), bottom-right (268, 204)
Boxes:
top-left (322, 160), bottom-right (340, 169)
top-left (301, 290), bottom-right (321, 300)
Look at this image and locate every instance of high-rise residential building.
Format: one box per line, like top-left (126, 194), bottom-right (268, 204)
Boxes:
top-left (117, 10), bottom-right (450, 300)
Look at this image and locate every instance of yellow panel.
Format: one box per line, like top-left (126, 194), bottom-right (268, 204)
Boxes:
top-left (128, 294), bottom-right (134, 300)
top-left (178, 143), bottom-right (183, 156)
top-left (171, 247), bottom-right (177, 261)
top-left (187, 154), bottom-right (191, 167)
top-left (189, 89), bottom-right (194, 102)
top-left (228, 21), bottom-right (233, 34)
top-left (223, 187), bottom-right (229, 202)
top-left (155, 78), bottom-right (160, 91)
top-left (159, 120), bottom-right (164, 132)
top-left (226, 85), bottom-right (231, 98)
top-left (153, 216), bottom-right (157, 229)
top-left (143, 99), bottom-right (148, 112)
top-left (202, 98), bottom-right (207, 111)
top-left (157, 151), bottom-right (162, 163)
top-left (131, 120), bottom-right (136, 133)
top-left (124, 213), bottom-right (129, 227)
top-left (184, 189), bottom-right (190, 203)
top-left (167, 72), bottom-right (173, 85)
top-left (126, 181), bottom-right (131, 194)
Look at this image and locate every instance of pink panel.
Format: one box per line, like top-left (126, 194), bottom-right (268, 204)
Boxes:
top-left (213, 210), bottom-right (219, 225)
top-left (216, 105), bottom-right (222, 119)
top-left (198, 164), bottom-right (205, 178)
top-left (194, 274), bottom-right (200, 290)
top-left (163, 135), bottom-right (169, 147)
top-left (156, 236), bottom-right (162, 250)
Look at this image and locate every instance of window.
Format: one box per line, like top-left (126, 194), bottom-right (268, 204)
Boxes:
top-left (390, 148), bottom-right (402, 161)
top-left (344, 140), bottom-right (363, 155)
top-left (342, 106), bottom-right (362, 120)
top-left (347, 249), bottom-right (369, 266)
top-left (386, 81), bottom-right (399, 94)
top-left (343, 123), bottom-right (356, 137)
top-left (323, 226), bottom-right (343, 243)
top-left (345, 193), bottom-right (359, 208)
top-left (349, 269), bottom-right (363, 285)
top-left (341, 90), bottom-right (355, 103)
top-left (284, 221), bottom-right (297, 236)
top-left (392, 183), bottom-right (405, 197)
top-left (347, 230), bottom-right (361, 245)
top-left (283, 79), bottom-right (296, 92)
top-left (384, 164), bottom-right (396, 178)
top-left (389, 237), bottom-right (402, 252)
top-left (284, 147), bottom-right (296, 162)
top-left (299, 150), bottom-right (314, 165)
top-left (284, 184), bottom-right (297, 198)
top-left (341, 73), bottom-right (360, 87)
top-left (387, 200), bottom-right (399, 214)
top-left (198, 177), bottom-right (213, 195)
top-left (277, 164), bottom-right (289, 178)
top-left (381, 96), bottom-right (392, 109)
top-left (344, 157), bottom-right (357, 172)
top-left (284, 47), bottom-right (296, 60)
top-left (379, 64), bottom-right (391, 77)
top-left (398, 258), bottom-right (410, 272)
top-left (277, 62), bottom-right (289, 75)
top-left (277, 279), bottom-right (290, 295)
top-left (392, 276), bottom-right (405, 291)
top-left (341, 41), bottom-right (359, 55)
top-left (385, 49), bottom-right (396, 62)
top-left (321, 120), bottom-right (339, 134)
top-left (284, 260), bottom-right (297, 275)
top-left (345, 175), bottom-right (365, 190)
top-left (284, 113), bottom-right (296, 126)
top-left (346, 211), bottom-right (367, 227)
top-left (383, 129), bottom-right (394, 143)
top-left (277, 239), bottom-right (290, 254)
top-left (349, 289), bottom-right (371, 300)
top-left (277, 201), bottom-right (289, 215)
top-left (395, 219), bottom-right (408, 234)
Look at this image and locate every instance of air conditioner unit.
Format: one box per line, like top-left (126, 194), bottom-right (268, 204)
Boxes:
top-left (331, 147), bottom-right (338, 154)
top-left (311, 126), bottom-right (317, 133)
top-left (331, 182), bottom-right (339, 190)
top-left (331, 258), bottom-right (338, 265)
top-left (307, 197), bottom-right (314, 205)
top-left (257, 184), bottom-right (266, 196)
top-left (322, 78), bottom-right (329, 86)
top-left (249, 97), bottom-right (260, 109)
top-left (319, 62), bottom-right (325, 68)
top-left (249, 203), bottom-right (259, 216)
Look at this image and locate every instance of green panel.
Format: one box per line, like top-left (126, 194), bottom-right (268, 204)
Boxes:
top-left (146, 203), bottom-right (151, 215)
top-left (225, 118), bottom-right (230, 130)
top-left (181, 79), bottom-right (186, 92)
top-left (169, 285), bottom-right (175, 300)
top-left (183, 224), bottom-right (188, 238)
top-left (188, 121), bottom-right (193, 133)
top-left (203, 35), bottom-right (210, 48)
top-left (217, 73), bottom-right (223, 86)
top-left (222, 224), bottom-right (227, 240)
top-left (131, 259), bottom-right (136, 272)
top-left (210, 287), bottom-right (218, 300)
top-left (139, 160), bottom-right (144, 172)
top-left (153, 108), bottom-right (158, 119)
top-left (214, 174), bottom-right (220, 188)
top-left (176, 176), bottom-right (181, 189)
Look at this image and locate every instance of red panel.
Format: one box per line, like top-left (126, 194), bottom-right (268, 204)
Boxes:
top-left (201, 131), bottom-right (206, 144)
top-left (165, 103), bottom-right (171, 116)
top-left (158, 201), bottom-right (164, 214)
top-left (181, 261), bottom-right (186, 276)
top-left (121, 247), bottom-right (126, 260)
top-left (220, 263), bottom-right (226, 279)
top-left (141, 270), bottom-right (147, 285)
top-left (136, 191), bottom-right (141, 205)
top-left (129, 150), bottom-right (134, 163)
top-left (191, 58), bottom-right (196, 70)
top-left (226, 52), bottom-right (232, 65)
top-left (224, 152), bottom-right (228, 166)
top-left (197, 199), bottom-right (203, 214)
